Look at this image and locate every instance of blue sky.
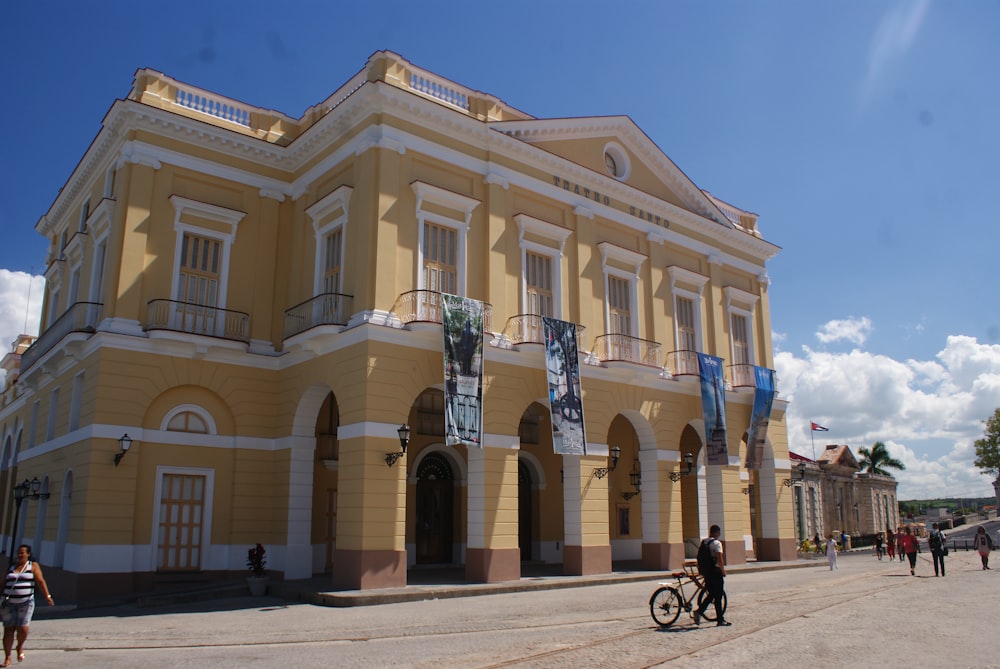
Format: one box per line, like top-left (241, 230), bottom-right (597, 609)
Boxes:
top-left (2, 1), bottom-right (998, 499)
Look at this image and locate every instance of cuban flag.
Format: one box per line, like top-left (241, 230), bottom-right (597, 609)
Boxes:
top-left (810, 422), bottom-right (829, 432)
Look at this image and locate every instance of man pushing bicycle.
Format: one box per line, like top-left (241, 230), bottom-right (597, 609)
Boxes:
top-left (694, 524), bottom-right (731, 627)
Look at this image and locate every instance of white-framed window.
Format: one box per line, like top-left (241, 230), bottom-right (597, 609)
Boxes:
top-left (162, 404), bottom-right (217, 434)
top-left (411, 181), bottom-right (479, 296)
top-left (723, 286), bottom-right (759, 368)
top-left (89, 238), bottom-right (108, 304)
top-left (46, 387), bottom-right (60, 441)
top-left (69, 371), bottom-right (84, 432)
top-left (515, 213), bottom-right (570, 320)
top-left (79, 198), bottom-right (90, 233)
top-left (68, 265), bottom-right (82, 307)
top-left (667, 266), bottom-right (708, 375)
top-left (598, 241), bottom-right (645, 338)
top-left (103, 166), bottom-right (116, 199)
top-left (47, 286), bottom-right (61, 327)
top-left (169, 195), bottom-right (246, 311)
top-left (307, 185), bottom-right (352, 296)
top-left (28, 401), bottom-right (39, 449)
top-left (603, 141), bottom-right (632, 181)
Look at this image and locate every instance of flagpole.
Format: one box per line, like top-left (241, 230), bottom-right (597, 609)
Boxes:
top-left (810, 426), bottom-right (815, 461)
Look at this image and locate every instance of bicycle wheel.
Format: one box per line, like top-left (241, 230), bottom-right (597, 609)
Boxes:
top-left (695, 588), bottom-right (727, 622)
top-left (649, 586), bottom-right (683, 627)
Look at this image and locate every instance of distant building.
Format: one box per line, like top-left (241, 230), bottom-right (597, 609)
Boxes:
top-left (791, 445), bottom-right (900, 542)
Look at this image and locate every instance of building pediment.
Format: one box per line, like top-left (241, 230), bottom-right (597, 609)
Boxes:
top-left (490, 116), bottom-right (738, 231)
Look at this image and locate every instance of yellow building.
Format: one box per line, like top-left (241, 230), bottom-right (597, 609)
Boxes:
top-left (0, 51), bottom-right (795, 601)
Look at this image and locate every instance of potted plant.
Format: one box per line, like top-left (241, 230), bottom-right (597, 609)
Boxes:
top-left (246, 543), bottom-right (268, 596)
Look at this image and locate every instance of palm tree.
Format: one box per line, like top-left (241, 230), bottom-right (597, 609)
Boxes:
top-left (857, 441), bottom-right (905, 476)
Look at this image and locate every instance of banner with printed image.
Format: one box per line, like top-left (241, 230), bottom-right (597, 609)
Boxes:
top-left (698, 353), bottom-right (728, 466)
top-left (543, 317), bottom-right (587, 455)
top-left (442, 294), bottom-right (484, 447)
top-left (744, 366), bottom-right (776, 470)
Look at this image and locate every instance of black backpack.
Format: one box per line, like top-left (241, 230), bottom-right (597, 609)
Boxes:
top-left (928, 532), bottom-right (941, 550)
top-left (697, 538), bottom-right (717, 576)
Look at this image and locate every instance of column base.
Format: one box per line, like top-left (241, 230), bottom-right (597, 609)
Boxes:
top-left (331, 548), bottom-right (406, 590)
top-left (754, 537), bottom-right (798, 561)
top-left (641, 542), bottom-right (686, 570)
top-left (466, 547), bottom-right (520, 583)
top-left (563, 544), bottom-right (611, 575)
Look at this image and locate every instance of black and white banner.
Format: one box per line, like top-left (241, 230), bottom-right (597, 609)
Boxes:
top-left (442, 294), bottom-right (484, 447)
top-left (543, 317), bottom-right (587, 455)
top-left (744, 366), bottom-right (776, 470)
top-left (698, 352), bottom-right (728, 466)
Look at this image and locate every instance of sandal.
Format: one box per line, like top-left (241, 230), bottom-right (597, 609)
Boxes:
top-left (16, 652), bottom-right (22, 663)
top-left (1, 658), bottom-right (10, 667)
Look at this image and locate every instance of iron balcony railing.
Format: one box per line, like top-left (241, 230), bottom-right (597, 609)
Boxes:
top-left (726, 363), bottom-right (756, 388)
top-left (591, 334), bottom-right (662, 367)
top-left (146, 299), bottom-right (250, 343)
top-left (20, 301), bottom-right (103, 371)
top-left (389, 290), bottom-right (493, 332)
top-left (500, 314), bottom-right (586, 346)
top-left (666, 349), bottom-right (700, 377)
top-left (283, 292), bottom-right (354, 339)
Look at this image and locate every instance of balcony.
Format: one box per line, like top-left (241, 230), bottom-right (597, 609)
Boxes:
top-left (284, 293), bottom-right (354, 339)
top-left (20, 302), bottom-right (103, 371)
top-left (500, 314), bottom-right (586, 346)
top-left (146, 299), bottom-right (250, 343)
top-left (665, 350), bottom-right (700, 377)
top-left (591, 334), bottom-right (662, 368)
top-left (389, 290), bottom-right (493, 332)
top-left (727, 363), bottom-right (756, 388)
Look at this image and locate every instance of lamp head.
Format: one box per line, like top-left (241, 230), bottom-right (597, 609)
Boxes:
top-left (397, 424), bottom-right (411, 453)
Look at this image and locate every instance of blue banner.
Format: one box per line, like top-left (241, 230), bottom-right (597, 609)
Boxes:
top-left (442, 294), bottom-right (484, 447)
top-left (543, 317), bottom-right (587, 455)
top-left (698, 353), bottom-right (728, 466)
top-left (744, 366), bottom-right (776, 470)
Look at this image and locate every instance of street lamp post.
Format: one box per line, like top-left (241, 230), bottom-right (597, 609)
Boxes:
top-left (8, 478), bottom-right (49, 565)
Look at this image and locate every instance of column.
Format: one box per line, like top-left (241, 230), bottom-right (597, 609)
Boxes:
top-left (641, 449), bottom-right (685, 569)
top-left (563, 453), bottom-right (612, 575)
top-left (466, 440), bottom-right (520, 583)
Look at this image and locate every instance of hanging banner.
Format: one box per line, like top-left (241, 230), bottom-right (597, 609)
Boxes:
top-left (698, 353), bottom-right (728, 466)
top-left (543, 317), bottom-right (587, 455)
top-left (744, 366), bottom-right (776, 470)
top-left (442, 294), bottom-right (484, 447)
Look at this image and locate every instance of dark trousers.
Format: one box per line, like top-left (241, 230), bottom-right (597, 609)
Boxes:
top-left (906, 551), bottom-right (917, 569)
top-left (698, 573), bottom-right (726, 621)
top-left (932, 549), bottom-right (945, 575)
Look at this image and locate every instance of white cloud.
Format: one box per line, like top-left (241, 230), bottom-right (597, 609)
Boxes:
top-left (0, 269), bottom-right (44, 386)
top-left (776, 334), bottom-right (1000, 499)
top-left (815, 316), bottom-right (873, 345)
top-left (858, 0), bottom-right (931, 110)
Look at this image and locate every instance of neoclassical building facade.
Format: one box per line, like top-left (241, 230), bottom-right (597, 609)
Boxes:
top-left (0, 51), bottom-right (794, 601)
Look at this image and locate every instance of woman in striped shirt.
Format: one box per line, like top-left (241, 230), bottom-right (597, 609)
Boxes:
top-left (1, 545), bottom-right (53, 666)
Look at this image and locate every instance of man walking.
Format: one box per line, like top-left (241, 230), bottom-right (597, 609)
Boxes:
top-left (694, 524), bottom-right (731, 627)
top-left (928, 522), bottom-right (947, 577)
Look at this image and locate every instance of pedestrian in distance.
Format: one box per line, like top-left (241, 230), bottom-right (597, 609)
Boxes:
top-left (886, 528), bottom-right (896, 561)
top-left (693, 524), bottom-right (731, 627)
top-left (973, 525), bottom-right (993, 570)
top-left (1, 544), bottom-right (54, 667)
top-left (825, 532), bottom-right (838, 570)
top-left (899, 526), bottom-right (920, 576)
top-left (928, 522), bottom-right (947, 577)
top-left (896, 527), bottom-right (906, 562)
top-left (874, 532), bottom-right (884, 560)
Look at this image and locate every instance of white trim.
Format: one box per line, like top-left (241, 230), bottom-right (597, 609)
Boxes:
top-left (307, 185), bottom-right (353, 296)
top-left (602, 141), bottom-right (631, 181)
top-left (161, 404), bottom-right (219, 435)
top-left (169, 196), bottom-right (246, 311)
top-left (411, 181), bottom-right (479, 295)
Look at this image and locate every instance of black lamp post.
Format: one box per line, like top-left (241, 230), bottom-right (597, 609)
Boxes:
top-left (8, 478), bottom-right (49, 564)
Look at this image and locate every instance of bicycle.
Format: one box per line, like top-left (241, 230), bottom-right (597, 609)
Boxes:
top-left (649, 561), bottom-right (727, 627)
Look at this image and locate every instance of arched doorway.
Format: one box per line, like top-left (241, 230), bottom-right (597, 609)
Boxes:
top-left (415, 452), bottom-right (455, 564)
top-left (518, 459), bottom-right (533, 561)
top-left (312, 391), bottom-right (339, 574)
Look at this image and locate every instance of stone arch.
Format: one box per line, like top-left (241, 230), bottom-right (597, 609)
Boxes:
top-left (143, 385), bottom-right (235, 434)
